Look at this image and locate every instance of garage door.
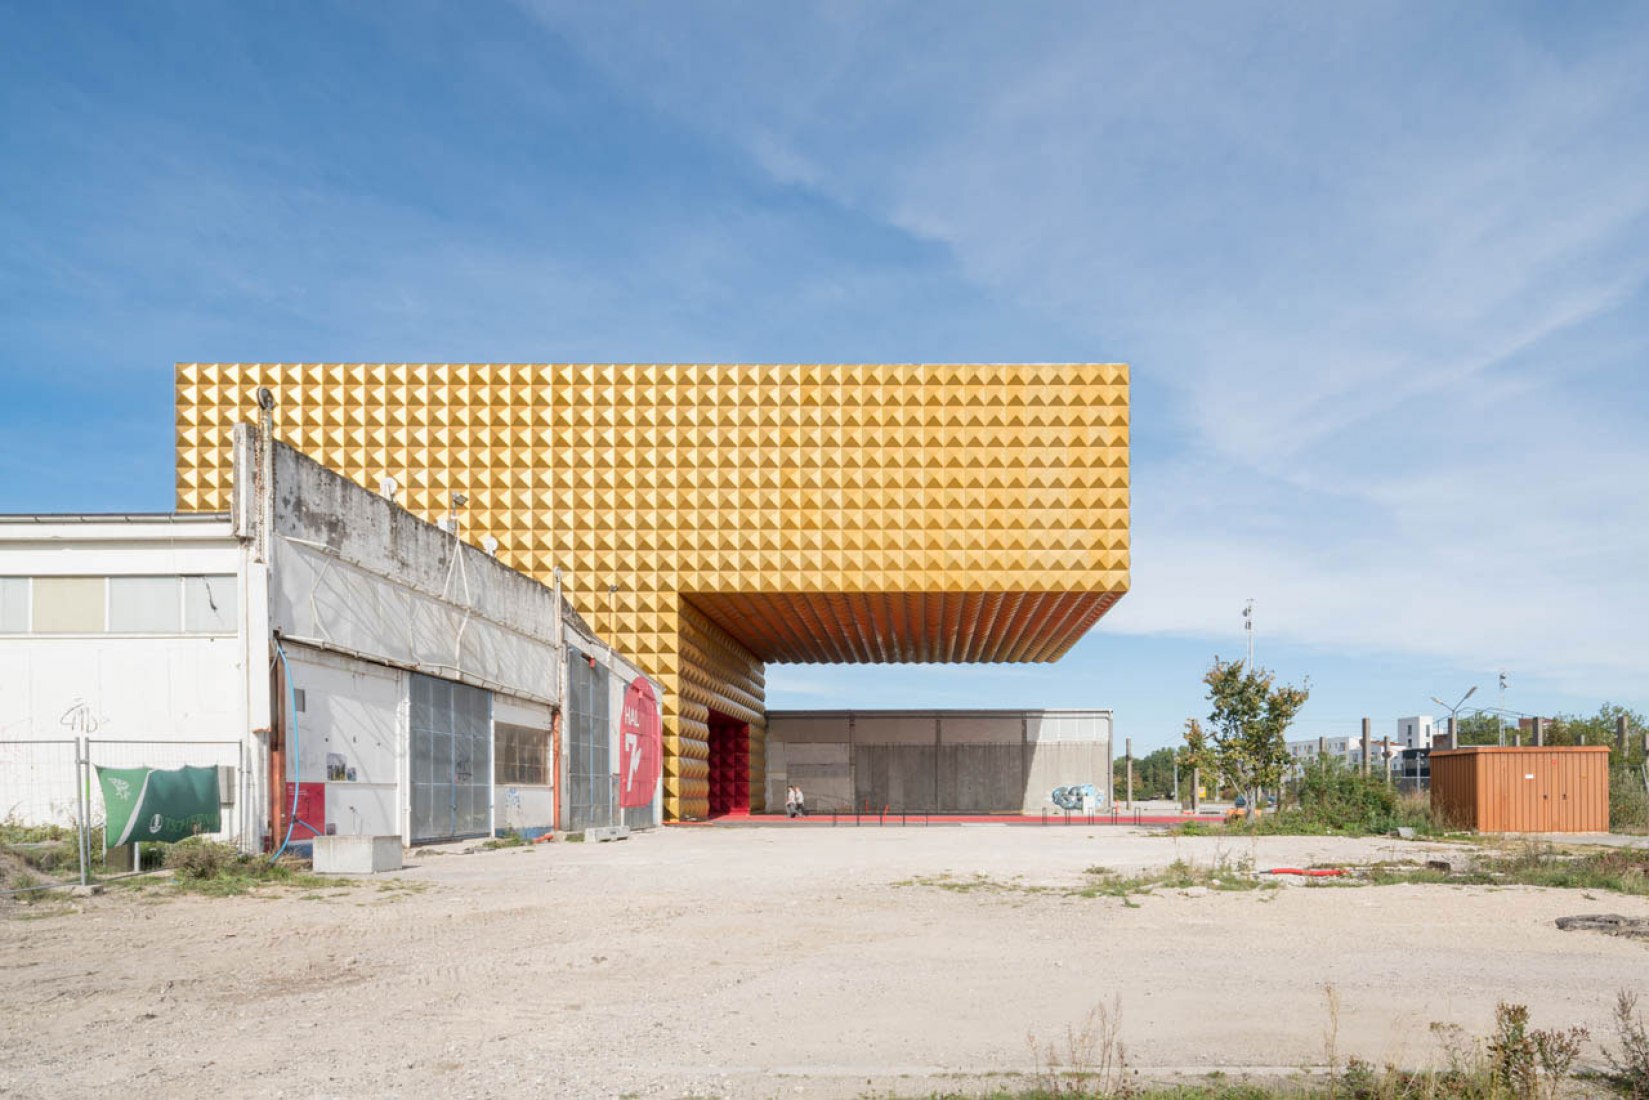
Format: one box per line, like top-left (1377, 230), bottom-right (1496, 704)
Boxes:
top-left (410, 673), bottom-right (491, 843)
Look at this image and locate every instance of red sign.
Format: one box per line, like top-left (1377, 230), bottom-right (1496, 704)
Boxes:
top-left (619, 677), bottom-right (661, 808)
top-left (282, 781), bottom-right (327, 839)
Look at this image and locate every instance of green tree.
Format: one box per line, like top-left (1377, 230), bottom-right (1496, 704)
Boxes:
top-left (1458, 703), bottom-right (1646, 756)
top-left (1181, 658), bottom-right (1309, 813)
top-left (1549, 704), bottom-right (1647, 755)
top-left (1457, 712), bottom-right (1504, 746)
top-left (1114, 747), bottom-right (1179, 800)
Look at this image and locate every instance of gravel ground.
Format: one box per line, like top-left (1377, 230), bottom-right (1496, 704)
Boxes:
top-left (4, 826), bottom-right (1647, 1099)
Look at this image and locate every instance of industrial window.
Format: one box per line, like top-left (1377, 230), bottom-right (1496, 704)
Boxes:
top-left (183, 575), bottom-right (237, 634)
top-left (0, 577), bottom-right (27, 633)
top-left (31, 577), bottom-right (105, 633)
top-left (494, 722), bottom-right (549, 786)
top-left (108, 576), bottom-right (182, 633)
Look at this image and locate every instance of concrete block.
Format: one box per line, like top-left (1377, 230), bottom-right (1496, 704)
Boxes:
top-left (767, 717), bottom-right (850, 744)
top-left (938, 715), bottom-right (1020, 744)
top-left (584, 825), bottom-right (631, 843)
top-left (855, 716), bottom-right (936, 745)
top-left (312, 835), bottom-right (403, 874)
top-left (786, 742), bottom-right (851, 765)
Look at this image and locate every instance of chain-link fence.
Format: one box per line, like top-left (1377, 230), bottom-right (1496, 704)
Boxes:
top-left (2, 737), bottom-right (246, 894)
top-left (0, 739), bottom-right (86, 891)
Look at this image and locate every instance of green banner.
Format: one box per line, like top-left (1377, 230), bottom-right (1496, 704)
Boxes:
top-left (96, 765), bottom-right (222, 848)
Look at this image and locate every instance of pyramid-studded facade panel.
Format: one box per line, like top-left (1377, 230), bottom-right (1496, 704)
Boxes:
top-left (176, 363), bottom-right (1130, 820)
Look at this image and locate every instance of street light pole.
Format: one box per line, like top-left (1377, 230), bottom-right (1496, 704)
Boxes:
top-left (1430, 685), bottom-right (1478, 747)
top-left (1243, 599), bottom-right (1254, 671)
top-left (1497, 671), bottom-right (1508, 746)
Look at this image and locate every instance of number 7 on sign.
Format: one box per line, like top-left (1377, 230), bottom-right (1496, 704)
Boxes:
top-left (625, 731), bottom-right (640, 794)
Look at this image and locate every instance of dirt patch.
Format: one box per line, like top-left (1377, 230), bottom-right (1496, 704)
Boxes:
top-left (4, 828), bottom-right (1648, 1099)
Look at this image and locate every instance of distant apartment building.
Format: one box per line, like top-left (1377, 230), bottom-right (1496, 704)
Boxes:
top-left (1286, 736), bottom-right (1355, 765)
top-left (1287, 716), bottom-right (1438, 774)
top-left (1396, 716), bottom-right (1436, 750)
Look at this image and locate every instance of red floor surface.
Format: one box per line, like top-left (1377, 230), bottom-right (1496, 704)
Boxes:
top-left (675, 811), bottom-right (1220, 827)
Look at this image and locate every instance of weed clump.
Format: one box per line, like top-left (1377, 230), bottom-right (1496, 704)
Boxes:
top-left (1606, 990), bottom-right (1649, 1100)
top-left (164, 838), bottom-right (240, 880)
top-left (1612, 766), bottom-right (1649, 834)
top-left (148, 838), bottom-right (345, 896)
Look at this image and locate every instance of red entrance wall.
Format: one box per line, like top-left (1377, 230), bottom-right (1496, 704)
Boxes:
top-left (707, 711), bottom-right (750, 817)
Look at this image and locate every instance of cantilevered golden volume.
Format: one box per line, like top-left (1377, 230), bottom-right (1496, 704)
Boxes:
top-left (176, 363), bottom-right (1130, 820)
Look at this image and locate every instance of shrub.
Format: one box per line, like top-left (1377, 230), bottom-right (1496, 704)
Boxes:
top-left (1612, 766), bottom-right (1649, 834)
top-left (163, 838), bottom-right (242, 880)
top-left (1607, 989), bottom-right (1649, 1100)
top-left (1294, 758), bottom-right (1401, 830)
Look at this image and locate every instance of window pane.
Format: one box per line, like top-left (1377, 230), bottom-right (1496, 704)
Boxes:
top-left (108, 576), bottom-right (181, 633)
top-left (0, 577), bottom-right (27, 632)
top-left (494, 723), bottom-right (548, 786)
top-left (183, 575), bottom-right (237, 633)
top-left (32, 577), bottom-right (105, 633)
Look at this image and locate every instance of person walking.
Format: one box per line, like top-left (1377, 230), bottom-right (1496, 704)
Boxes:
top-left (792, 783), bottom-right (808, 817)
top-left (785, 784), bottom-right (799, 818)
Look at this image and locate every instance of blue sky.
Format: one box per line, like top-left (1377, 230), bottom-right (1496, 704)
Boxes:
top-left (3, 2), bottom-right (1646, 750)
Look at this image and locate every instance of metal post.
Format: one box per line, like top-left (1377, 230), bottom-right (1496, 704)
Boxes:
top-left (933, 715), bottom-right (942, 815)
top-left (1533, 717), bottom-right (1545, 747)
top-left (1617, 716), bottom-right (1629, 752)
top-left (1444, 716), bottom-right (1457, 751)
top-left (1125, 737), bottom-right (1133, 808)
top-left (1191, 767), bottom-right (1200, 814)
top-left (75, 737), bottom-right (89, 886)
top-left (1382, 738), bottom-right (1392, 785)
top-left (1498, 671), bottom-right (1507, 746)
top-left (1317, 735), bottom-right (1327, 759)
top-left (1361, 719), bottom-right (1371, 778)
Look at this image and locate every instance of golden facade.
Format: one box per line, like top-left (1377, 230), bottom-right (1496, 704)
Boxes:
top-left (176, 363), bottom-right (1130, 820)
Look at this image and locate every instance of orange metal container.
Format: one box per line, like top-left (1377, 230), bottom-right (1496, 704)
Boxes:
top-left (1429, 746), bottom-right (1611, 832)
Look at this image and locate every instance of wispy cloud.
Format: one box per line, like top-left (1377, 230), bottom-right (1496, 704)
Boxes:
top-left (523, 2), bottom-right (1649, 698)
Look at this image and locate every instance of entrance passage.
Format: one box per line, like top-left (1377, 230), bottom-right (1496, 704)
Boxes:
top-left (706, 710), bottom-right (750, 817)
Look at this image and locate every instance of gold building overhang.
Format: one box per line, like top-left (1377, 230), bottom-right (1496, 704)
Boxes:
top-left (687, 591), bottom-right (1122, 664)
top-left (176, 362), bottom-right (1130, 820)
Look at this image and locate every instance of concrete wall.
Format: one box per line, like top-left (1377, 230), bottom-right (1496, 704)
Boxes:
top-left (765, 709), bottom-right (1112, 814)
top-left (259, 430), bottom-right (561, 706)
top-left (284, 644), bottom-right (402, 841)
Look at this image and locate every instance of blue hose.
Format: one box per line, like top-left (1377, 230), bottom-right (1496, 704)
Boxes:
top-left (270, 637), bottom-right (302, 862)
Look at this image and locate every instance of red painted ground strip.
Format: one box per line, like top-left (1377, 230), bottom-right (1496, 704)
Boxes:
top-left (671, 812), bottom-right (1220, 827)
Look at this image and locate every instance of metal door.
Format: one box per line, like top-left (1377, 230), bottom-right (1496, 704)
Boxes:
top-left (410, 674), bottom-right (492, 843)
top-left (565, 653), bottom-right (611, 831)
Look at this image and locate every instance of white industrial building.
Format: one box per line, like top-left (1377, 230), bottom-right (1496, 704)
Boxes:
top-left (0, 423), bottom-right (660, 852)
top-left (764, 709), bottom-right (1113, 814)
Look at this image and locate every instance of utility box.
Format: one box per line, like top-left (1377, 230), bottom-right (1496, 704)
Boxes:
top-left (311, 835), bottom-right (403, 874)
top-left (1430, 746), bottom-right (1610, 832)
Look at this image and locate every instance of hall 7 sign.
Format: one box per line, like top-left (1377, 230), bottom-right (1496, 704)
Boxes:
top-left (619, 677), bottom-right (661, 808)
